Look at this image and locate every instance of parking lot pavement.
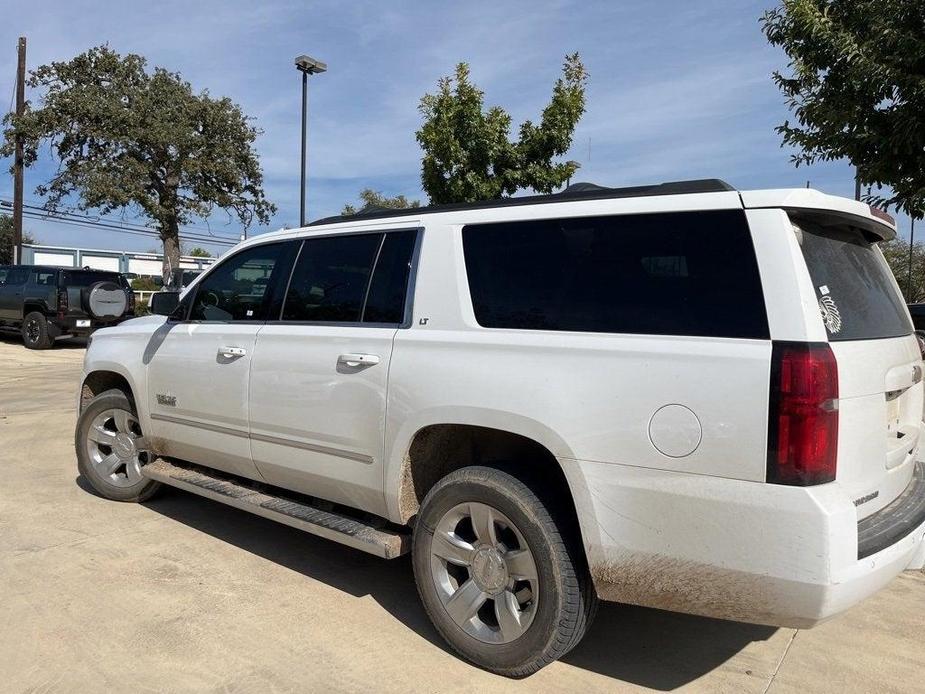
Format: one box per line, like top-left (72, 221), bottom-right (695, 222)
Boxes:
top-left (1, 334), bottom-right (924, 693)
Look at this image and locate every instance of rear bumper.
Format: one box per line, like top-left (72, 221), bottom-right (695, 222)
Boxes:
top-left (569, 459), bottom-right (925, 629)
top-left (50, 315), bottom-right (132, 336)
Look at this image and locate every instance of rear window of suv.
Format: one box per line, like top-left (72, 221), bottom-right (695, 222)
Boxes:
top-left (793, 216), bottom-right (912, 341)
top-left (462, 209), bottom-right (769, 339)
top-left (62, 270), bottom-right (127, 288)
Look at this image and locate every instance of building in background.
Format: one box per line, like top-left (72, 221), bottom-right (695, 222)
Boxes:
top-left (20, 243), bottom-right (217, 277)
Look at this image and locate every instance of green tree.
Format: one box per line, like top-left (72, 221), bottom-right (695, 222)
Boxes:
top-left (342, 189), bottom-right (421, 215)
top-left (0, 215), bottom-right (35, 264)
top-left (417, 53), bottom-right (587, 204)
top-left (1, 46), bottom-right (276, 278)
top-left (881, 236), bottom-right (925, 302)
top-left (762, 1), bottom-right (925, 218)
top-left (187, 246), bottom-right (213, 258)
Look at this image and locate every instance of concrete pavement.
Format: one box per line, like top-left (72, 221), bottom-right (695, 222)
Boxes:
top-left (0, 333), bottom-right (923, 693)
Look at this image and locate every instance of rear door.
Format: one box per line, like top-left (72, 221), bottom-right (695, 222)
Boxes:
top-left (145, 242), bottom-right (294, 481)
top-left (792, 214), bottom-right (923, 518)
top-left (249, 229), bottom-right (419, 516)
top-left (0, 266), bottom-right (29, 320)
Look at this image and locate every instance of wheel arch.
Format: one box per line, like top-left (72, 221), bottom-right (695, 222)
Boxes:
top-left (21, 302), bottom-right (48, 319)
top-left (79, 367), bottom-right (140, 414)
top-left (387, 412), bottom-right (595, 555)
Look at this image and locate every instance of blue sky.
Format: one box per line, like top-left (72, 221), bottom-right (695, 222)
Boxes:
top-left (0, 0), bottom-right (912, 257)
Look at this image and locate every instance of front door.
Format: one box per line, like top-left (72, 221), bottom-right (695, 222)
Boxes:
top-left (249, 229), bottom-right (418, 516)
top-left (145, 242), bottom-right (293, 480)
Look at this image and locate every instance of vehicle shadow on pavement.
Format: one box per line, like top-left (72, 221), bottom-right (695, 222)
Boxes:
top-left (78, 477), bottom-right (777, 688)
top-left (0, 332), bottom-right (87, 348)
top-left (562, 602), bottom-right (776, 689)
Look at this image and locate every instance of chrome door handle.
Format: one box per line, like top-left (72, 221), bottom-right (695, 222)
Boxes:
top-left (337, 353), bottom-right (380, 367)
top-left (219, 346), bottom-right (247, 358)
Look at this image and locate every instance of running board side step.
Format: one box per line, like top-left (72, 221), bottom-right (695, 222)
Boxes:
top-left (141, 459), bottom-right (410, 559)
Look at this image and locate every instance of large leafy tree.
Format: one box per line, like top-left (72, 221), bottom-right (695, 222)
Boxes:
top-left (881, 235), bottom-right (925, 302)
top-left (342, 188), bottom-right (420, 215)
top-left (1, 46), bottom-right (276, 278)
top-left (417, 53), bottom-right (587, 204)
top-left (762, 1), bottom-right (925, 217)
top-left (0, 215), bottom-right (35, 264)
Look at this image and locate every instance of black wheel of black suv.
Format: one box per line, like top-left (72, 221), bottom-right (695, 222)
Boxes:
top-left (412, 466), bottom-right (597, 677)
top-left (22, 311), bottom-right (53, 349)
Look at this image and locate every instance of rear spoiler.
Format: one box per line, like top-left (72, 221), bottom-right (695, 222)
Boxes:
top-left (740, 189), bottom-right (897, 242)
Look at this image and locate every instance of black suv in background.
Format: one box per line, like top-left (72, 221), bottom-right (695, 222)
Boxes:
top-left (0, 265), bottom-right (134, 349)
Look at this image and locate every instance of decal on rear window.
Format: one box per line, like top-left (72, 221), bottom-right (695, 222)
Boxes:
top-left (819, 295), bottom-right (842, 334)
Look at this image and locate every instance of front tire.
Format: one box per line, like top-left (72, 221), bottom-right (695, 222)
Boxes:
top-left (22, 311), bottom-right (53, 349)
top-left (75, 389), bottom-right (161, 502)
top-left (412, 466), bottom-right (596, 677)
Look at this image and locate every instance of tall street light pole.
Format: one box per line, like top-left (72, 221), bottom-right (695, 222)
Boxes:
top-left (294, 55), bottom-right (326, 227)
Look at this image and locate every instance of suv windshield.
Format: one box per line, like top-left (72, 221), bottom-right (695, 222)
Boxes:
top-left (793, 215), bottom-right (911, 341)
top-left (62, 270), bottom-right (127, 288)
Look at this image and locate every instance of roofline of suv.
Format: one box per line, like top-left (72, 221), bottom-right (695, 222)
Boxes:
top-left (228, 184), bottom-right (896, 255)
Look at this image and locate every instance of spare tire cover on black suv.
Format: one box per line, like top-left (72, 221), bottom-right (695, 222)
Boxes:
top-left (83, 281), bottom-right (128, 320)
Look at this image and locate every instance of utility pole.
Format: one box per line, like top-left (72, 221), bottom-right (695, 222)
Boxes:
top-left (854, 167), bottom-right (861, 201)
top-left (909, 217), bottom-right (917, 301)
top-left (12, 36), bottom-right (26, 265)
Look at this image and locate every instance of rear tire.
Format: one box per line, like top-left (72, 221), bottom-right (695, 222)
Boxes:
top-left (412, 466), bottom-right (597, 677)
top-left (21, 311), bottom-right (54, 349)
top-left (75, 389), bottom-right (161, 502)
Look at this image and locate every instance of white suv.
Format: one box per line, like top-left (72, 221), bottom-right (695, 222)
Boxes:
top-left (75, 180), bottom-right (925, 676)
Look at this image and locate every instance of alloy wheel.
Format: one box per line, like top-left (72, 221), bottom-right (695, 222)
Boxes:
top-left (84, 408), bottom-right (150, 488)
top-left (430, 502), bottom-right (539, 644)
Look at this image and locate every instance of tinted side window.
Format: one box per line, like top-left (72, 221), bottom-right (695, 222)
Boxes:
top-left (363, 230), bottom-right (416, 324)
top-left (3, 267), bottom-right (29, 286)
top-left (283, 234), bottom-right (381, 322)
top-left (462, 210), bottom-right (769, 339)
top-left (32, 270), bottom-right (57, 286)
top-left (190, 243), bottom-right (286, 321)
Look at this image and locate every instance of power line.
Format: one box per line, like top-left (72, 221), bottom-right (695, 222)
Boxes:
top-left (1, 197), bottom-right (243, 240)
top-left (22, 195), bottom-right (242, 238)
top-left (16, 209), bottom-right (237, 246)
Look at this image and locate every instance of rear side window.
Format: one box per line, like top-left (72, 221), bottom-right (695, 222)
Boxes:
top-left (32, 270), bottom-right (57, 286)
top-left (282, 231), bottom-right (417, 324)
top-left (283, 234), bottom-right (381, 322)
top-left (794, 217), bottom-right (911, 341)
top-left (363, 230), bottom-right (417, 324)
top-left (462, 210), bottom-right (769, 339)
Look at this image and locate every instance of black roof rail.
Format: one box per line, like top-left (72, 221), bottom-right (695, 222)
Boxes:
top-left (309, 178), bottom-right (736, 226)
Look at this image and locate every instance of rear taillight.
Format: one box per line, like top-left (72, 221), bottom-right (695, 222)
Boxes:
top-left (128, 290), bottom-right (136, 314)
top-left (767, 341), bottom-right (839, 486)
top-left (57, 288), bottom-right (68, 319)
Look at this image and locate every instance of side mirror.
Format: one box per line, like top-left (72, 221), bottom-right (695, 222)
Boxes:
top-left (150, 291), bottom-right (181, 317)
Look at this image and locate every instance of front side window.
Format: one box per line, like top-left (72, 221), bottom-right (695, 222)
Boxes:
top-left (462, 210), bottom-right (769, 339)
top-left (189, 243), bottom-right (287, 321)
top-left (2, 267), bottom-right (29, 286)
